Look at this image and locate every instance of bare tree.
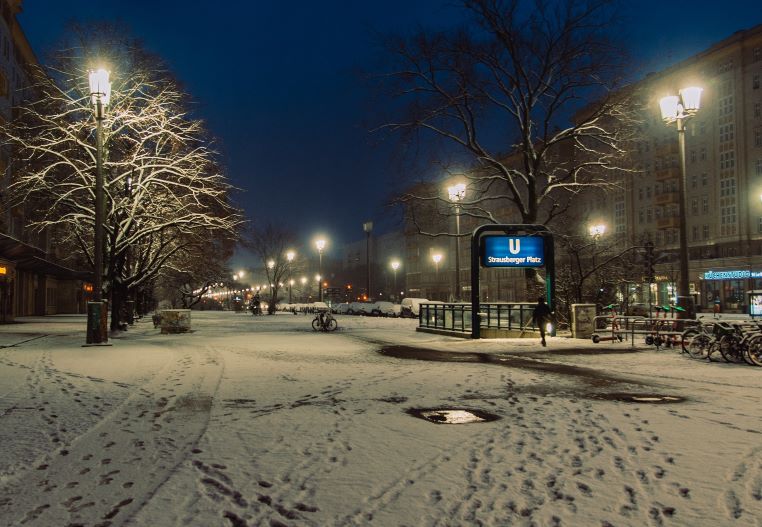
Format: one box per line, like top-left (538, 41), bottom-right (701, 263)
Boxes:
top-left (244, 223), bottom-right (298, 314)
top-left (1, 25), bottom-right (242, 330)
top-left (381, 0), bottom-right (635, 234)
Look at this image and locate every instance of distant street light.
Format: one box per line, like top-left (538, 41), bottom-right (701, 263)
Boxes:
top-left (315, 238), bottom-right (326, 302)
top-left (391, 260), bottom-right (401, 301)
top-left (363, 221), bottom-right (373, 301)
top-left (447, 182), bottom-right (466, 301)
top-left (286, 251), bottom-right (295, 303)
top-left (85, 68), bottom-right (111, 345)
top-left (432, 253), bottom-right (443, 276)
top-left (659, 86), bottom-right (702, 317)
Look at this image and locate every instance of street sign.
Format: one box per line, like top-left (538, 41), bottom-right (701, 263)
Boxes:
top-left (481, 235), bottom-right (545, 268)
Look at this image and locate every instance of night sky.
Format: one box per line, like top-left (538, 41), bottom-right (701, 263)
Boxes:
top-left (18, 0), bottom-right (760, 261)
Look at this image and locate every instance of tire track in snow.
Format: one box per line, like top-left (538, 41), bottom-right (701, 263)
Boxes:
top-left (0, 343), bottom-right (224, 527)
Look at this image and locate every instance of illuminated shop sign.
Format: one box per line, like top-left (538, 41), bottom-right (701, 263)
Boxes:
top-left (481, 236), bottom-right (545, 268)
top-left (703, 270), bottom-right (762, 281)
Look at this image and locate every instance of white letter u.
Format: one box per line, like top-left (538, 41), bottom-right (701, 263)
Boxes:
top-left (509, 239), bottom-right (521, 254)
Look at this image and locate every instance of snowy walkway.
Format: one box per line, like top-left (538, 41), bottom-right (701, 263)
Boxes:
top-left (0, 311), bottom-right (761, 526)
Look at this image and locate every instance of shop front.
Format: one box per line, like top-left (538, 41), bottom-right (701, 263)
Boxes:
top-left (699, 269), bottom-right (762, 314)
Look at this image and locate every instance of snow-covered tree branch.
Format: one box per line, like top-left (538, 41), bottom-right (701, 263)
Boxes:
top-left (0, 25), bottom-right (243, 329)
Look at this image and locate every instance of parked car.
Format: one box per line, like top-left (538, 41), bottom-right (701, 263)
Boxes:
top-left (369, 301), bottom-right (401, 317)
top-left (400, 298), bottom-right (442, 317)
top-left (348, 301), bottom-right (373, 315)
top-left (333, 302), bottom-right (351, 314)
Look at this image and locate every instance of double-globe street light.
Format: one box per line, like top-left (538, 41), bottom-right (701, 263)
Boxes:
top-left (86, 68), bottom-right (111, 344)
top-left (659, 86), bottom-right (702, 317)
top-left (447, 182), bottom-right (466, 302)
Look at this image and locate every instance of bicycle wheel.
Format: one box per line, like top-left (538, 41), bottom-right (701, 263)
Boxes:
top-left (687, 334), bottom-right (712, 360)
top-left (744, 334), bottom-right (762, 366)
top-left (719, 335), bottom-right (744, 363)
top-left (681, 329), bottom-right (699, 354)
top-left (312, 318), bottom-right (321, 331)
top-left (326, 318), bottom-right (338, 331)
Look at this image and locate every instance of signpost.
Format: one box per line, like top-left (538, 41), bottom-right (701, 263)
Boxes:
top-left (470, 225), bottom-right (554, 339)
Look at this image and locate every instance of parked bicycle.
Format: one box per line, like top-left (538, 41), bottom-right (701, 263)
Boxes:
top-left (312, 310), bottom-right (338, 332)
top-left (683, 320), bottom-right (762, 365)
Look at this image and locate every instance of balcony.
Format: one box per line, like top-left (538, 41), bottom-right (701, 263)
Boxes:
top-left (655, 167), bottom-right (679, 181)
top-left (656, 216), bottom-right (680, 229)
top-left (655, 191), bottom-right (679, 205)
top-left (655, 142), bottom-right (678, 157)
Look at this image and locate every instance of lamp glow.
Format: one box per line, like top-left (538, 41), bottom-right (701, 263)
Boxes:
top-left (88, 68), bottom-right (111, 106)
top-left (659, 95), bottom-right (680, 121)
top-left (588, 224), bottom-right (606, 237)
top-left (447, 182), bottom-right (466, 202)
top-left (679, 87), bottom-right (702, 112)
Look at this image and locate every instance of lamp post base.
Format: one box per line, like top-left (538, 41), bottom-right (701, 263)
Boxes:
top-left (85, 301), bottom-right (109, 345)
top-left (676, 295), bottom-right (695, 320)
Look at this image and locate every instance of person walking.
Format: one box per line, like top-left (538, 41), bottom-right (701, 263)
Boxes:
top-left (532, 297), bottom-right (552, 347)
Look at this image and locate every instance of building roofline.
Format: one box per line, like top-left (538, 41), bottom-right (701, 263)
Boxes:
top-left (633, 23), bottom-right (762, 88)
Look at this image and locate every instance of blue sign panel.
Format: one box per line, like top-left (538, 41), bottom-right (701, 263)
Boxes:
top-left (481, 236), bottom-right (545, 267)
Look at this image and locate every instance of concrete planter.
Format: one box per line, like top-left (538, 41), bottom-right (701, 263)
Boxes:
top-left (160, 309), bottom-right (191, 334)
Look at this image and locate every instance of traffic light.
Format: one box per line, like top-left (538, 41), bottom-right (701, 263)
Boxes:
top-left (644, 241), bottom-right (655, 283)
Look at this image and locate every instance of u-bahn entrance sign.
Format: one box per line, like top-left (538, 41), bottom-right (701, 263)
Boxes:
top-left (471, 224), bottom-right (555, 338)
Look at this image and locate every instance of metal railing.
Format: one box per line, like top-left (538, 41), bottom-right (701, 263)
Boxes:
top-left (418, 303), bottom-right (537, 334)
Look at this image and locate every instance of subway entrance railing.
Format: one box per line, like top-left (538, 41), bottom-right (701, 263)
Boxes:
top-left (418, 303), bottom-right (539, 335)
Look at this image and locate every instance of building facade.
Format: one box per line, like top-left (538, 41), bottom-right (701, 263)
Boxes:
top-left (614, 24), bottom-right (762, 313)
top-left (0, 0), bottom-right (88, 321)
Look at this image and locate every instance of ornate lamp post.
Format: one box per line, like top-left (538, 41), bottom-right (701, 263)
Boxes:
top-left (659, 86), bottom-right (702, 317)
top-left (447, 182), bottom-right (466, 301)
top-left (86, 68), bottom-right (111, 345)
top-left (286, 250), bottom-right (295, 304)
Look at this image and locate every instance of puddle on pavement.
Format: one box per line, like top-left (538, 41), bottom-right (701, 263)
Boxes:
top-left (379, 345), bottom-right (645, 389)
top-left (590, 393), bottom-right (686, 404)
top-left (407, 408), bottom-right (501, 424)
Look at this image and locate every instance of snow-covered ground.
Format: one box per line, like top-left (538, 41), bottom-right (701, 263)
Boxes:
top-left (0, 311), bottom-right (761, 527)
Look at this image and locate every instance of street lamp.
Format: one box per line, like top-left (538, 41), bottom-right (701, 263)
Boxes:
top-left (588, 224), bottom-right (606, 238)
top-left (363, 221), bottom-right (373, 301)
top-left (447, 182), bottom-right (466, 301)
top-left (659, 86), bottom-right (702, 317)
top-left (86, 68), bottom-right (111, 344)
top-left (315, 238), bottom-right (326, 302)
top-left (432, 253), bottom-right (442, 275)
top-left (391, 260), bottom-right (400, 301)
top-left (286, 251), bottom-right (295, 303)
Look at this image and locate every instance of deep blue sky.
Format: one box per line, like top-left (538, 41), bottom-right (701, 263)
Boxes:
top-left (18, 0), bottom-right (761, 257)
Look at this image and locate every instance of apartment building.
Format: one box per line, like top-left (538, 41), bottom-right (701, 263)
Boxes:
top-left (601, 24), bottom-right (762, 313)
